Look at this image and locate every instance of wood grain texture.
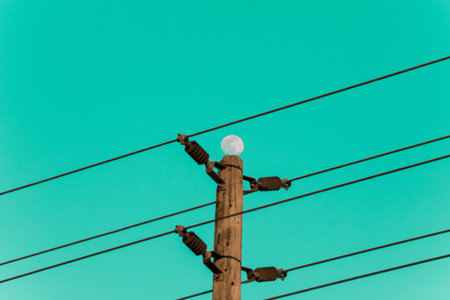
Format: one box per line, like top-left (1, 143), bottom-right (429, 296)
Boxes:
top-left (213, 155), bottom-right (243, 300)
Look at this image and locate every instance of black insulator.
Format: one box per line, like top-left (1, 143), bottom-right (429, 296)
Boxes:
top-left (183, 232), bottom-right (207, 256)
top-left (254, 267), bottom-right (280, 282)
top-left (258, 177), bottom-right (282, 191)
top-left (185, 141), bottom-right (209, 165)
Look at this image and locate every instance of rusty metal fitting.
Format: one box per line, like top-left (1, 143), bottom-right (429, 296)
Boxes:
top-left (281, 178), bottom-right (291, 190)
top-left (177, 133), bottom-right (189, 146)
top-left (246, 267), bottom-right (287, 282)
top-left (175, 225), bottom-right (186, 236)
top-left (257, 177), bottom-right (291, 191)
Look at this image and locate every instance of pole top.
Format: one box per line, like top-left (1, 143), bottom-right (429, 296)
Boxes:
top-left (220, 155), bottom-right (243, 171)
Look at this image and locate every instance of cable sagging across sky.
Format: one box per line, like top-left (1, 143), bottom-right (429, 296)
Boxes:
top-left (0, 201), bottom-right (215, 267)
top-left (289, 135), bottom-right (449, 182)
top-left (1, 135), bottom-right (447, 267)
top-left (176, 229), bottom-right (450, 299)
top-left (264, 254), bottom-right (450, 299)
top-left (1, 56), bottom-right (448, 197)
top-left (185, 155), bottom-right (449, 231)
top-left (0, 154), bottom-right (447, 284)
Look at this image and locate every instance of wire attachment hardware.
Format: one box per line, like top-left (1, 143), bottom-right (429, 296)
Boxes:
top-left (177, 134), bottom-right (225, 184)
top-left (175, 225), bottom-right (222, 275)
top-left (242, 266), bottom-right (287, 283)
top-left (243, 176), bottom-right (291, 195)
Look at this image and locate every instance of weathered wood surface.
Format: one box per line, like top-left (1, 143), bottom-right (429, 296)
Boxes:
top-left (213, 155), bottom-right (243, 300)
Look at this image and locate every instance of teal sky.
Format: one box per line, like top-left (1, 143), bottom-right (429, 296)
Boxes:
top-left (1, 0), bottom-right (449, 299)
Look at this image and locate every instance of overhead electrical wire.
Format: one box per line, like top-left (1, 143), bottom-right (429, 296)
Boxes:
top-left (1, 136), bottom-right (447, 267)
top-left (0, 229), bottom-right (175, 284)
top-left (0, 201), bottom-right (216, 267)
top-left (0, 138), bottom-right (176, 197)
top-left (284, 228), bottom-right (450, 272)
top-left (1, 56), bottom-right (448, 197)
top-left (177, 229), bottom-right (450, 299)
top-left (184, 155), bottom-right (449, 231)
top-left (177, 290), bottom-right (213, 300)
top-left (0, 155), bottom-right (447, 284)
top-left (265, 254), bottom-right (450, 299)
top-left (186, 56), bottom-right (449, 138)
top-left (289, 135), bottom-right (449, 182)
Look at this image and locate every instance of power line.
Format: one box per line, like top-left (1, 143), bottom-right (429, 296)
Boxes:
top-left (1, 56), bottom-right (448, 197)
top-left (177, 290), bottom-right (213, 300)
top-left (290, 135), bottom-right (449, 182)
top-left (185, 155), bottom-right (449, 231)
top-left (0, 230), bottom-right (175, 284)
top-left (0, 201), bottom-right (215, 267)
top-left (176, 229), bottom-right (450, 299)
top-left (188, 57), bottom-right (450, 138)
top-left (285, 229), bottom-right (450, 272)
top-left (2, 136), bottom-right (446, 268)
top-left (265, 254), bottom-right (450, 299)
top-left (0, 139), bottom-right (177, 197)
top-left (1, 155), bottom-right (446, 284)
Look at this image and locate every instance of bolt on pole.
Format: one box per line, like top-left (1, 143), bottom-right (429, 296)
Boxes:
top-left (213, 155), bottom-right (243, 300)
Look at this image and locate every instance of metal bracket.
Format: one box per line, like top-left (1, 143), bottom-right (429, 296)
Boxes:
top-left (241, 266), bottom-right (254, 283)
top-left (203, 251), bottom-right (222, 274)
top-left (206, 161), bottom-right (225, 184)
top-left (243, 175), bottom-right (258, 195)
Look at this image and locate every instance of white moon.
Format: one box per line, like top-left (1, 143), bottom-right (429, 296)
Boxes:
top-left (221, 135), bottom-right (244, 155)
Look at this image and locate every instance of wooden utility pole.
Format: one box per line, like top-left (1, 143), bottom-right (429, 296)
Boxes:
top-left (213, 155), bottom-right (243, 300)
